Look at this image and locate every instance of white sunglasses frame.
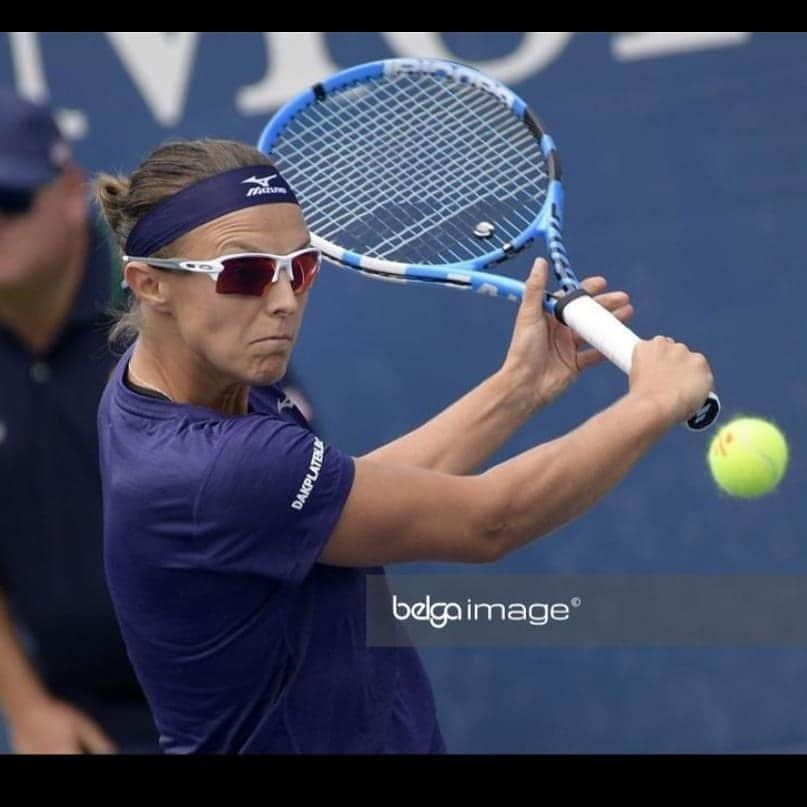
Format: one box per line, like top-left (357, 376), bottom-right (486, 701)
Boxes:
top-left (121, 247), bottom-right (321, 292)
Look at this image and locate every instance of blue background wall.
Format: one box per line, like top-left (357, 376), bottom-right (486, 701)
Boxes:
top-left (1, 32), bottom-right (805, 752)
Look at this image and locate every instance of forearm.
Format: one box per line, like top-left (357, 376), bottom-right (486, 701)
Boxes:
top-left (0, 592), bottom-right (48, 721)
top-left (324, 337), bottom-right (710, 569)
top-left (362, 366), bottom-right (536, 474)
top-left (481, 392), bottom-right (673, 556)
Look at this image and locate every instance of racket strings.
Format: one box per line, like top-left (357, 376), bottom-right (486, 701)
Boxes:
top-left (293, 83), bottom-right (488, 262)
top-left (290, 75), bottom-right (543, 254)
top-left (274, 71), bottom-right (548, 264)
top-left (282, 84), bottom-right (492, 261)
top-left (281, 78), bottom-right (538, 261)
top-left (364, 78), bottom-right (544, 257)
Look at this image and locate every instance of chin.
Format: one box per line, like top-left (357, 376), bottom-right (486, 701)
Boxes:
top-left (249, 357), bottom-right (289, 387)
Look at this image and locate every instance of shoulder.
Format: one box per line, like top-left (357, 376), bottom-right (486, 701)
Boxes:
top-left (250, 383), bottom-right (311, 428)
top-left (199, 412), bottom-right (351, 507)
top-left (202, 413), bottom-right (315, 485)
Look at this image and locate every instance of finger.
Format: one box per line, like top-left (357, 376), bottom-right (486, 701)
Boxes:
top-left (576, 346), bottom-right (606, 371)
top-left (579, 275), bottom-right (607, 295)
top-left (609, 303), bottom-right (634, 323)
top-left (517, 259), bottom-right (549, 320)
top-left (591, 290), bottom-right (630, 311)
top-left (76, 717), bottom-right (117, 754)
top-left (52, 743), bottom-right (85, 755)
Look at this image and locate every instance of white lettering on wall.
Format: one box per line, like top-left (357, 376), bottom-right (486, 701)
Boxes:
top-left (7, 31), bottom-right (88, 139)
top-left (612, 32), bottom-right (751, 62)
top-left (105, 32), bottom-right (201, 126)
top-left (236, 32), bottom-right (340, 114)
top-left (2, 33), bottom-right (758, 141)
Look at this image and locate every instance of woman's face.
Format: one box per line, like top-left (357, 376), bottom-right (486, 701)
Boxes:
top-left (162, 203), bottom-right (313, 387)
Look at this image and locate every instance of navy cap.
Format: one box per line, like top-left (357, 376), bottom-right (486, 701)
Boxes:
top-left (0, 89), bottom-right (71, 190)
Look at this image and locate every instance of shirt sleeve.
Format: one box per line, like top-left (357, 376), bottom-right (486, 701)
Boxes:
top-left (193, 415), bottom-right (355, 584)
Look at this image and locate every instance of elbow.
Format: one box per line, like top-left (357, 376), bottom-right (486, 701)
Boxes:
top-left (471, 524), bottom-right (509, 564)
top-left (463, 472), bottom-right (559, 564)
top-left (463, 477), bottom-right (514, 564)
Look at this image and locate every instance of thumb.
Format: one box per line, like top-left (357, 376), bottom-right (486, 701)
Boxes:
top-left (75, 715), bottom-right (117, 754)
top-left (517, 258), bottom-right (549, 321)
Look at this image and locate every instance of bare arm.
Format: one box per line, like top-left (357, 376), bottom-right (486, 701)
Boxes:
top-left (320, 337), bottom-right (713, 568)
top-left (362, 367), bottom-right (535, 475)
top-left (363, 260), bottom-right (633, 474)
top-left (0, 591), bottom-right (50, 722)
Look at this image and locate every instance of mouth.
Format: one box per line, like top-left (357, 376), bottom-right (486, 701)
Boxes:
top-left (253, 335), bottom-right (293, 344)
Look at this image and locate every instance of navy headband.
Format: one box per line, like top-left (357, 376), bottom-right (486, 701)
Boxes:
top-left (124, 165), bottom-right (299, 257)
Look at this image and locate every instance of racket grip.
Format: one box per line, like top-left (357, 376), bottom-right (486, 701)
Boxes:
top-left (554, 290), bottom-right (720, 431)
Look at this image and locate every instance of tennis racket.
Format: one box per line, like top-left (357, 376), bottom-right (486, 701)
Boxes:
top-left (257, 57), bottom-right (720, 431)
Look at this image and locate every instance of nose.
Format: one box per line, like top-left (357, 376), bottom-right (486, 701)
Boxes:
top-left (264, 270), bottom-right (300, 317)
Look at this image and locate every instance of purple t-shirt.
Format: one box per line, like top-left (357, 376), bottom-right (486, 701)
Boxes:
top-left (97, 346), bottom-right (445, 754)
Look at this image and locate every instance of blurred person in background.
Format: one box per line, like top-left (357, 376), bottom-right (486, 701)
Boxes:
top-left (0, 89), bottom-right (160, 753)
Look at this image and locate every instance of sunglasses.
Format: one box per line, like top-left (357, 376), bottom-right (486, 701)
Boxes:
top-left (0, 187), bottom-right (36, 217)
top-left (121, 248), bottom-right (321, 296)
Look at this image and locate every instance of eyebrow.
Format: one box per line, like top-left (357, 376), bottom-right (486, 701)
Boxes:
top-left (221, 239), bottom-right (311, 254)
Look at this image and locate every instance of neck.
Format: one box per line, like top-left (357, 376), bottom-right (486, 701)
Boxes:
top-left (0, 225), bottom-right (89, 355)
top-left (130, 334), bottom-right (251, 416)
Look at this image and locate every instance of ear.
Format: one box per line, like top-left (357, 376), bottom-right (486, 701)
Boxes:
top-left (124, 262), bottom-right (174, 313)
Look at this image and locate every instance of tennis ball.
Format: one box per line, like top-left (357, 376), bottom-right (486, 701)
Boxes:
top-left (707, 417), bottom-right (788, 498)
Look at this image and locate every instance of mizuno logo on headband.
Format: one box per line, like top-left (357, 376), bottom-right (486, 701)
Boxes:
top-left (242, 174), bottom-right (278, 187)
top-left (242, 174), bottom-right (289, 197)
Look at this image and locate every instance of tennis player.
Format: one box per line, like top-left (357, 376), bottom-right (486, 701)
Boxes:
top-left (96, 138), bottom-right (713, 754)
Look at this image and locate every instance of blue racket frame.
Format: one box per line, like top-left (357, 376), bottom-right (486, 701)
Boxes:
top-left (258, 57), bottom-right (720, 431)
top-left (258, 58), bottom-right (577, 312)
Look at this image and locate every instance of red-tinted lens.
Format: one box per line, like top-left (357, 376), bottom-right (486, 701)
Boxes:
top-left (290, 250), bottom-right (320, 293)
top-left (214, 251), bottom-right (320, 296)
top-left (215, 256), bottom-right (276, 296)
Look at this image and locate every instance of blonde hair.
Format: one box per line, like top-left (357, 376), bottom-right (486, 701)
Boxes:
top-left (96, 138), bottom-right (275, 349)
